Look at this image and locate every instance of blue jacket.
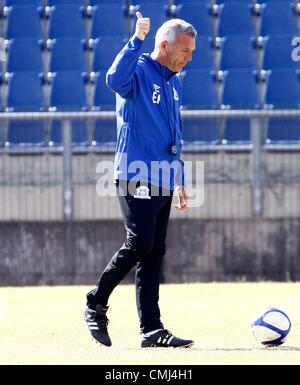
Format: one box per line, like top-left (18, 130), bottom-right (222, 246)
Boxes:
top-left (106, 35), bottom-right (185, 190)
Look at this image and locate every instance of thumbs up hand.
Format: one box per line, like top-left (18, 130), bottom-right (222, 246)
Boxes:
top-left (135, 12), bottom-right (150, 41)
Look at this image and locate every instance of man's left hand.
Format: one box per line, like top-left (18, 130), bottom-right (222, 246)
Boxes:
top-left (173, 185), bottom-right (188, 211)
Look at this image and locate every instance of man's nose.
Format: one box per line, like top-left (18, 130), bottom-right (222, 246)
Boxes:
top-left (186, 52), bottom-right (192, 62)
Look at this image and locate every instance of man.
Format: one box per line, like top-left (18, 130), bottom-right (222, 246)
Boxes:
top-left (85, 13), bottom-right (197, 348)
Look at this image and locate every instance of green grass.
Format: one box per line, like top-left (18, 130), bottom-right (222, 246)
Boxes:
top-left (0, 283), bottom-right (300, 365)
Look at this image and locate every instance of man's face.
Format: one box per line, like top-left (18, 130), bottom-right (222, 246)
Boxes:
top-left (163, 33), bottom-right (196, 72)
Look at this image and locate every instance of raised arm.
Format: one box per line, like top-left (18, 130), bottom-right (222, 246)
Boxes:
top-left (106, 12), bottom-right (150, 98)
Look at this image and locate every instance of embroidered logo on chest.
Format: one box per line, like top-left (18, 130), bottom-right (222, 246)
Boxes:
top-left (152, 84), bottom-right (161, 104)
top-left (173, 87), bottom-right (179, 101)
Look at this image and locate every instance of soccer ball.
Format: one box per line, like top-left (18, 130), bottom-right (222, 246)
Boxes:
top-left (251, 307), bottom-right (291, 347)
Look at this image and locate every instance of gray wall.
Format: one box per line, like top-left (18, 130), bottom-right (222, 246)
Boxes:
top-left (1, 150), bottom-right (300, 285)
top-left (1, 218), bottom-right (299, 286)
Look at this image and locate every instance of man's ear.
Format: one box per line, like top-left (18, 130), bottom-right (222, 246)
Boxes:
top-left (160, 41), bottom-right (168, 53)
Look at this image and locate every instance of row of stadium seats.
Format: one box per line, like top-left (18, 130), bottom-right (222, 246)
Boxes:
top-left (181, 116), bottom-right (300, 145)
top-left (0, 0), bottom-right (299, 149)
top-left (0, 69), bottom-right (299, 111)
top-left (2, 34), bottom-right (298, 75)
top-left (181, 69), bottom-right (300, 110)
top-left (0, 68), bottom-right (299, 147)
top-left (1, 119), bottom-right (117, 149)
top-left (0, 2), bottom-right (300, 40)
top-left (1, 116), bottom-right (300, 149)
top-left (1, 0), bottom-right (300, 8)
top-left (2, 71), bottom-right (112, 111)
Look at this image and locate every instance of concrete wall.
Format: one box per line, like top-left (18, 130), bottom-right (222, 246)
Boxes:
top-left (1, 218), bottom-right (300, 286)
top-left (1, 151), bottom-right (300, 285)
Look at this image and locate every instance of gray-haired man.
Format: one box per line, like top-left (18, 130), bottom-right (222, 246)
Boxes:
top-left (85, 13), bottom-right (197, 348)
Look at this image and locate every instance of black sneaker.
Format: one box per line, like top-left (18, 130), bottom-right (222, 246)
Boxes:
top-left (141, 329), bottom-right (193, 348)
top-left (85, 304), bottom-right (112, 347)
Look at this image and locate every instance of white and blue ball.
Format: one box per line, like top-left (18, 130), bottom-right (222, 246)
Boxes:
top-left (251, 307), bottom-right (291, 346)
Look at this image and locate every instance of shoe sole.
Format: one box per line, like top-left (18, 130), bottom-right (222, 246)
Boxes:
top-left (182, 342), bottom-right (194, 348)
top-left (94, 339), bottom-right (112, 347)
top-left (89, 333), bottom-right (112, 347)
top-left (141, 341), bottom-right (194, 348)
top-left (90, 331), bottom-right (112, 347)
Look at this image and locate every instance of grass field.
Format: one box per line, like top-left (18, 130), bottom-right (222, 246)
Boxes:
top-left (0, 282), bottom-right (300, 365)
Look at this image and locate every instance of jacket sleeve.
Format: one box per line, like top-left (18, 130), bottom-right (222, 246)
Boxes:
top-left (175, 85), bottom-right (185, 187)
top-left (106, 36), bottom-right (143, 99)
top-left (175, 117), bottom-right (185, 187)
top-left (175, 155), bottom-right (185, 187)
top-left (176, 160), bottom-right (185, 186)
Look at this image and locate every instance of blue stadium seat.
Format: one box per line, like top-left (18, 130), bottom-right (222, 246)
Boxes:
top-left (132, 0), bottom-right (168, 3)
top-left (6, 71), bottom-right (45, 147)
top-left (215, 0), bottom-right (253, 2)
top-left (90, 0), bottom-right (127, 4)
top-left (91, 4), bottom-right (128, 39)
top-left (6, 38), bottom-right (44, 73)
top-left (48, 70), bottom-right (88, 146)
top-left (5, 0), bottom-right (43, 6)
top-left (265, 69), bottom-right (300, 108)
top-left (220, 55), bottom-right (255, 145)
top-left (223, 118), bottom-right (251, 144)
top-left (263, 35), bottom-right (299, 70)
top-left (181, 118), bottom-right (220, 145)
top-left (49, 71), bottom-right (88, 111)
top-left (92, 71), bottom-right (116, 145)
top-left (89, 0), bottom-right (129, 15)
top-left (221, 69), bottom-right (260, 109)
top-left (93, 71), bottom-right (116, 110)
top-left (49, 38), bottom-right (87, 73)
top-left (6, 71), bottom-right (45, 111)
top-left (133, 3), bottom-right (169, 36)
top-left (174, 3), bottom-right (213, 36)
top-left (220, 35), bottom-right (257, 70)
top-left (180, 70), bottom-right (218, 109)
top-left (174, 0), bottom-right (211, 3)
top-left (6, 6), bottom-right (43, 39)
top-left (218, 3), bottom-right (255, 37)
top-left (92, 37), bottom-right (126, 72)
top-left (92, 119), bottom-right (117, 146)
top-left (49, 119), bottom-right (88, 147)
top-left (6, 120), bottom-right (46, 147)
top-left (184, 36), bottom-right (214, 70)
top-left (48, 0), bottom-right (85, 5)
top-left (48, 5), bottom-right (85, 40)
top-left (215, 0), bottom-right (253, 6)
top-left (260, 2), bottom-right (298, 36)
top-left (256, 0), bottom-right (293, 2)
top-left (266, 118), bottom-right (300, 144)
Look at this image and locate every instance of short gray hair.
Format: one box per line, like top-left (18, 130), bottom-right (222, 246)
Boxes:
top-left (155, 19), bottom-right (197, 47)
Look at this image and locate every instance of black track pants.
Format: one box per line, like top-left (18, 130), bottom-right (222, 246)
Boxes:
top-left (87, 181), bottom-right (173, 333)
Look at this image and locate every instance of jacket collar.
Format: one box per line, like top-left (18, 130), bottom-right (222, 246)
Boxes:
top-left (142, 53), bottom-right (178, 81)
